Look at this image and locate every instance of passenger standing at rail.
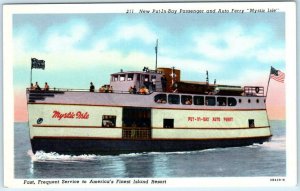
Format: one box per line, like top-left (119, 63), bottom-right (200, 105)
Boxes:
top-left (34, 82), bottom-right (41, 91)
top-left (90, 82), bottom-right (95, 92)
top-left (133, 86), bottom-right (137, 94)
top-left (161, 75), bottom-right (167, 92)
top-left (30, 83), bottom-right (35, 90)
top-left (44, 82), bottom-right (49, 91)
top-left (129, 86), bottom-right (134, 94)
top-left (109, 86), bottom-right (113, 93)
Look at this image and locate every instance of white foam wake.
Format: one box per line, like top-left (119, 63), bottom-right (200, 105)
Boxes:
top-left (27, 150), bottom-right (101, 162)
top-left (261, 136), bottom-right (286, 151)
top-left (27, 148), bottom-right (221, 162)
top-left (247, 136), bottom-right (286, 151)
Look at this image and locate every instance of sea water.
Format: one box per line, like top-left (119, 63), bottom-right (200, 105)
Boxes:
top-left (14, 121), bottom-right (286, 178)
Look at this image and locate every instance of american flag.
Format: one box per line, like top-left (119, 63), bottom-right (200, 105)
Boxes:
top-left (270, 66), bottom-right (285, 83)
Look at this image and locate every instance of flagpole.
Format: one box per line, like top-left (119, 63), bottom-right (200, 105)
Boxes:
top-left (30, 58), bottom-right (32, 86)
top-left (265, 66), bottom-right (272, 98)
top-left (30, 68), bottom-right (32, 85)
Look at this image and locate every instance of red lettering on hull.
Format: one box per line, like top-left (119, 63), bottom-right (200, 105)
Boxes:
top-left (188, 116), bottom-right (234, 122)
top-left (76, 111), bottom-right (89, 119)
top-left (52, 110), bottom-right (89, 120)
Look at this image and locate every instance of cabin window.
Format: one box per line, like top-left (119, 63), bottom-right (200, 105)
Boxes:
top-left (151, 75), bottom-right (157, 91)
top-left (143, 75), bottom-right (149, 82)
top-left (151, 75), bottom-right (156, 81)
top-left (168, 94), bottom-right (180, 104)
top-left (205, 96), bottom-right (216, 106)
top-left (154, 94), bottom-right (167, 104)
top-left (112, 75), bottom-right (118, 81)
top-left (127, 73), bottom-right (134, 81)
top-left (248, 119), bottom-right (255, 128)
top-left (228, 97), bottom-right (237, 106)
top-left (120, 74), bottom-right (125, 81)
top-left (217, 97), bottom-right (227, 106)
top-left (194, 96), bottom-right (204, 105)
top-left (163, 119), bottom-right (174, 128)
top-left (181, 95), bottom-right (192, 105)
top-left (102, 115), bottom-right (116, 127)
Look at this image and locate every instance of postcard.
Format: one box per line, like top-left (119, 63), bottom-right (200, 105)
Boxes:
top-left (3, 1), bottom-right (297, 188)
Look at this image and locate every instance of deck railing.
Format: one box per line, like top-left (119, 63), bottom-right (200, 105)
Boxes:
top-left (26, 88), bottom-right (154, 95)
top-left (122, 128), bottom-right (152, 140)
top-left (243, 86), bottom-right (264, 96)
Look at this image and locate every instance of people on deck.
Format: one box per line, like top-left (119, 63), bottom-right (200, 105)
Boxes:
top-left (44, 82), bottom-right (49, 91)
top-left (108, 86), bottom-right (113, 93)
top-left (129, 86), bottom-right (134, 94)
top-left (90, 82), bottom-right (95, 92)
top-left (161, 75), bottom-right (167, 92)
top-left (132, 86), bottom-right (137, 94)
top-left (185, 98), bottom-right (192, 105)
top-left (139, 86), bottom-right (149, 94)
top-left (151, 80), bottom-right (156, 92)
top-left (34, 82), bottom-right (41, 91)
top-left (30, 83), bottom-right (34, 90)
top-left (99, 86), bottom-right (105, 93)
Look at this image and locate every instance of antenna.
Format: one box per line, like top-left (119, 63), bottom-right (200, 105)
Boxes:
top-left (155, 39), bottom-right (158, 71)
top-left (206, 70), bottom-right (209, 85)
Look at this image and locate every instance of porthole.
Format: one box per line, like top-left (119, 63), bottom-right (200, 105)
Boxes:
top-left (37, 118), bottom-right (43, 124)
top-left (248, 99), bottom-right (251, 103)
top-left (264, 99), bottom-right (266, 103)
top-left (228, 97), bottom-right (237, 106)
top-left (238, 99), bottom-right (242, 103)
top-left (256, 99), bottom-right (259, 103)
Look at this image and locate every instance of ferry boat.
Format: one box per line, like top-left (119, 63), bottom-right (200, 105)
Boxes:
top-left (26, 63), bottom-right (272, 155)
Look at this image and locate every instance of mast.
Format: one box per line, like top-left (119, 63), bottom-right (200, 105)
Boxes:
top-left (155, 39), bottom-right (158, 71)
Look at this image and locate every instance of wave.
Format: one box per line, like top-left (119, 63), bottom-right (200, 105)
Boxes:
top-left (27, 150), bottom-right (107, 163)
top-left (27, 148), bottom-right (221, 162)
top-left (260, 137), bottom-right (286, 151)
top-left (246, 135), bottom-right (286, 151)
top-left (27, 135), bottom-right (285, 162)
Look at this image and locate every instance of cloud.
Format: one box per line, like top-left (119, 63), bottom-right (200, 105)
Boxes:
top-left (192, 23), bottom-right (284, 66)
top-left (256, 48), bottom-right (285, 63)
top-left (13, 17), bottom-right (285, 82)
top-left (115, 23), bottom-right (157, 44)
top-left (218, 69), bottom-right (268, 86)
top-left (194, 26), bottom-right (264, 60)
top-left (44, 21), bottom-right (89, 52)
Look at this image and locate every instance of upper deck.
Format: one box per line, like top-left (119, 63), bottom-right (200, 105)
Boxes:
top-left (26, 66), bottom-right (266, 110)
top-left (26, 87), bottom-right (266, 110)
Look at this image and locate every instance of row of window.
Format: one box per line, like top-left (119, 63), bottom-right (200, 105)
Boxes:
top-left (112, 74), bottom-right (157, 82)
top-left (112, 74), bottom-right (134, 81)
top-left (101, 115), bottom-right (256, 129)
top-left (162, 119), bottom-right (256, 128)
top-left (154, 94), bottom-right (263, 106)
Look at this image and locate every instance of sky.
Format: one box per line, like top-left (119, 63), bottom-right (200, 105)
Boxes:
top-left (13, 12), bottom-right (286, 121)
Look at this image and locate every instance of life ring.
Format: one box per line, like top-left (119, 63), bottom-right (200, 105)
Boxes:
top-left (255, 87), bottom-right (260, 93)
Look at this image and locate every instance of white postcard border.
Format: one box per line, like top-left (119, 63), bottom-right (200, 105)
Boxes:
top-left (3, 2), bottom-right (297, 188)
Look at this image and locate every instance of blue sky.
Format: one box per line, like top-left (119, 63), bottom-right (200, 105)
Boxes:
top-left (13, 13), bottom-right (285, 90)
